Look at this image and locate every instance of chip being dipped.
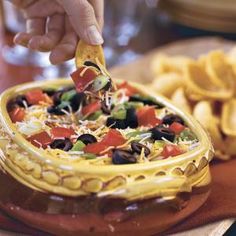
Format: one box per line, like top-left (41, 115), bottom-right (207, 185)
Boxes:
top-left (71, 40), bottom-right (115, 108)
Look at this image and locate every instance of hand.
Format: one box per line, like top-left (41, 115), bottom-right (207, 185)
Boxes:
top-left (8, 0), bottom-right (104, 64)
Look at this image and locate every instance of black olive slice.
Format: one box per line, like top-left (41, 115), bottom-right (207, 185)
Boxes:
top-left (101, 100), bottom-right (112, 115)
top-left (52, 91), bottom-right (63, 106)
top-left (69, 92), bottom-right (86, 111)
top-left (77, 134), bottom-right (97, 145)
top-left (103, 79), bottom-right (112, 91)
top-left (126, 108), bottom-right (138, 128)
top-left (15, 95), bottom-right (29, 107)
top-left (112, 149), bottom-right (137, 164)
top-left (43, 89), bottom-right (56, 96)
top-left (131, 141), bottom-right (150, 156)
top-left (106, 108), bottom-right (138, 129)
top-left (151, 125), bottom-right (175, 142)
top-left (162, 114), bottom-right (184, 125)
top-left (47, 106), bottom-right (65, 115)
top-left (84, 61), bottom-right (101, 71)
top-left (106, 117), bottom-right (127, 129)
top-left (50, 138), bottom-right (73, 151)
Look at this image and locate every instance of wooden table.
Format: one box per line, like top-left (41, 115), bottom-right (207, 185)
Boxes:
top-left (0, 13), bottom-right (235, 234)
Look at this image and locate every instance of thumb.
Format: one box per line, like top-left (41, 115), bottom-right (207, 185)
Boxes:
top-left (57, 0), bottom-right (103, 45)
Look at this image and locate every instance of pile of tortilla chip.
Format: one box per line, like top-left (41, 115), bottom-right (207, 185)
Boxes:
top-left (150, 49), bottom-right (236, 160)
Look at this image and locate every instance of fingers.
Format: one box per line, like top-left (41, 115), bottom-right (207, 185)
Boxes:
top-left (49, 17), bottom-right (78, 65)
top-left (27, 14), bottom-right (65, 52)
top-left (14, 18), bottom-right (46, 47)
top-left (88, 0), bottom-right (104, 30)
top-left (58, 0), bottom-right (103, 45)
top-left (23, 0), bottom-right (64, 18)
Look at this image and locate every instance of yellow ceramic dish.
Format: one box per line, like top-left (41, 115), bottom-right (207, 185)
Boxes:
top-left (0, 79), bottom-right (214, 236)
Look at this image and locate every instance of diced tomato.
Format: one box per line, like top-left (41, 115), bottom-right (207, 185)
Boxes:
top-left (117, 81), bottom-right (138, 97)
top-left (83, 130), bottom-right (126, 155)
top-left (28, 131), bottom-right (52, 149)
top-left (137, 106), bottom-right (161, 127)
top-left (161, 145), bottom-right (184, 158)
top-left (83, 142), bottom-right (107, 154)
top-left (71, 67), bottom-right (97, 92)
top-left (25, 89), bottom-right (46, 105)
top-left (101, 129), bottom-right (126, 147)
top-left (50, 127), bottom-right (75, 139)
top-left (9, 107), bottom-right (25, 123)
top-left (169, 122), bottom-right (185, 134)
top-left (82, 101), bottom-right (101, 116)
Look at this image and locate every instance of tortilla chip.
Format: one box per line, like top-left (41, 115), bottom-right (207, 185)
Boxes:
top-left (75, 40), bottom-right (105, 68)
top-left (184, 61), bottom-right (233, 101)
top-left (221, 99), bottom-right (236, 136)
top-left (171, 88), bottom-right (192, 114)
top-left (150, 54), bottom-right (191, 76)
top-left (206, 50), bottom-right (235, 88)
top-left (151, 73), bottom-right (184, 98)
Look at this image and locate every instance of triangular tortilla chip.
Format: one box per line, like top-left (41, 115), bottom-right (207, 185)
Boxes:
top-left (75, 40), bottom-right (105, 68)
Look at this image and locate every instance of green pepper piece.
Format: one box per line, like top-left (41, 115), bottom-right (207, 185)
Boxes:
top-left (92, 75), bottom-right (110, 92)
top-left (126, 131), bottom-right (151, 139)
top-left (112, 108), bottom-right (127, 120)
top-left (82, 153), bottom-right (97, 159)
top-left (61, 90), bottom-right (77, 101)
top-left (57, 101), bottom-right (70, 109)
top-left (179, 129), bottom-right (197, 141)
top-left (71, 140), bottom-right (86, 151)
top-left (87, 110), bottom-right (103, 120)
top-left (153, 140), bottom-right (165, 149)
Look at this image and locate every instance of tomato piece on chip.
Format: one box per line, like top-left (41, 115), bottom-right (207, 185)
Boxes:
top-left (71, 67), bottom-right (97, 92)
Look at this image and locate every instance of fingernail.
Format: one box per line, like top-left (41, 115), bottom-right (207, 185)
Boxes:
top-left (14, 34), bottom-right (28, 47)
top-left (49, 51), bottom-right (61, 65)
top-left (86, 25), bottom-right (104, 45)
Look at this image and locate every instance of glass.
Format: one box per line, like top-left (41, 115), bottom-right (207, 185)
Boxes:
top-left (103, 0), bottom-right (148, 67)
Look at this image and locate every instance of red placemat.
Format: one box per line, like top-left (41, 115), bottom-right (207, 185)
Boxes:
top-left (164, 158), bottom-right (236, 235)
